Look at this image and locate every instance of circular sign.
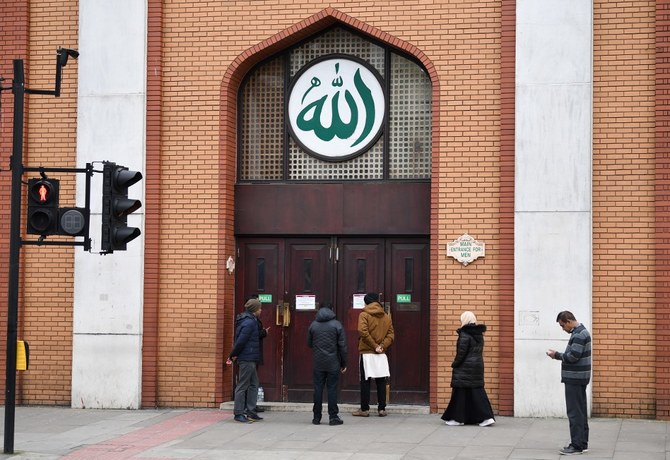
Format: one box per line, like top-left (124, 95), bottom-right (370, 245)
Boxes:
top-left (59, 209), bottom-right (86, 236)
top-left (287, 55), bottom-right (386, 162)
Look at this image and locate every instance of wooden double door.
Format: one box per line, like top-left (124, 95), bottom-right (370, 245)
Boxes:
top-left (236, 237), bottom-right (429, 405)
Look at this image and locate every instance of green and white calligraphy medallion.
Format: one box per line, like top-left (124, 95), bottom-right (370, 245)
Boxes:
top-left (287, 54), bottom-right (386, 161)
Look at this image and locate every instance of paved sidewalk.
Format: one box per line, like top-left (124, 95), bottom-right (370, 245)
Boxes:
top-left (0, 405), bottom-right (667, 459)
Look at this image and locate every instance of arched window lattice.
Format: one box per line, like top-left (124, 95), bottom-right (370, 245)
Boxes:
top-left (239, 27), bottom-right (431, 181)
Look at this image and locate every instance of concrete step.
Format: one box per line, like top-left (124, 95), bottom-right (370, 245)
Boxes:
top-left (219, 401), bottom-right (430, 415)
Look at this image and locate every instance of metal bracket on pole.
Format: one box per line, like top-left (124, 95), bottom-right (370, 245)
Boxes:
top-left (22, 164), bottom-right (93, 250)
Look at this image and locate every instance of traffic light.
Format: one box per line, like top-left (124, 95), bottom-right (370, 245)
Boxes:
top-left (101, 162), bottom-right (143, 253)
top-left (26, 178), bottom-right (60, 235)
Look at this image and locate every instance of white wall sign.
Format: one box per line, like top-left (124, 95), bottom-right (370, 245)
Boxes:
top-left (353, 294), bottom-right (366, 309)
top-left (447, 233), bottom-right (485, 266)
top-left (296, 294), bottom-right (316, 310)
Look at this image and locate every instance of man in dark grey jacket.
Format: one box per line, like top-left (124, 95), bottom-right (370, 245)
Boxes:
top-left (308, 303), bottom-right (347, 426)
top-left (547, 310), bottom-right (592, 456)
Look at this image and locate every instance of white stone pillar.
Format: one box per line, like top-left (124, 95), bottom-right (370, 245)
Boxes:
top-left (72, 0), bottom-right (147, 408)
top-left (515, 0), bottom-right (592, 416)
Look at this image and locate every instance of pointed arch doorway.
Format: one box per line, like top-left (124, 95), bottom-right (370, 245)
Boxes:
top-left (232, 23), bottom-right (433, 405)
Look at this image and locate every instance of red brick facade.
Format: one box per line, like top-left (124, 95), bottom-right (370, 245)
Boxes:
top-left (0, 0), bottom-right (667, 419)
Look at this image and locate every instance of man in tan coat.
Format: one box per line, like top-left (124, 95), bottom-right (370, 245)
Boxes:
top-left (352, 293), bottom-right (395, 417)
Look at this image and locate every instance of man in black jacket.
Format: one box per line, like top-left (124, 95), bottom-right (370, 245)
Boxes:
top-left (226, 299), bottom-right (263, 423)
top-left (308, 303), bottom-right (347, 426)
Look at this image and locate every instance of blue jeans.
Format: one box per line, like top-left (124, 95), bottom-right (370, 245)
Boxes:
top-left (234, 361), bottom-right (258, 416)
top-left (313, 369), bottom-right (340, 420)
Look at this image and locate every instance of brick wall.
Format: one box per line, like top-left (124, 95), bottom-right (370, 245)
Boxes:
top-left (21, 0), bottom-right (79, 404)
top-left (498, 0), bottom-right (516, 416)
top-left (0, 0), bottom-right (29, 406)
top-left (142, 0), bottom-right (163, 408)
top-left (656, 0), bottom-right (670, 421)
top-left (0, 0), bottom-right (78, 405)
top-left (156, 1), bottom-right (506, 410)
top-left (2, 0), bottom-right (666, 417)
top-left (593, 0), bottom-right (657, 418)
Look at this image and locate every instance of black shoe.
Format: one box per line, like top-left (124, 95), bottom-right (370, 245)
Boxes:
top-left (312, 418), bottom-right (321, 425)
top-left (329, 417), bottom-right (344, 426)
top-left (559, 444), bottom-right (583, 455)
top-left (234, 414), bottom-right (250, 423)
top-left (564, 442), bottom-right (588, 453)
top-left (246, 413), bottom-right (263, 421)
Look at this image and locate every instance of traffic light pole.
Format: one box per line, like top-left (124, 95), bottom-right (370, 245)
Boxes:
top-left (3, 52), bottom-right (81, 454)
top-left (4, 59), bottom-right (26, 455)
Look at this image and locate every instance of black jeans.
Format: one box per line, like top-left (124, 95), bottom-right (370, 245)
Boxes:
top-left (313, 369), bottom-right (340, 420)
top-left (359, 356), bottom-right (386, 411)
top-left (565, 383), bottom-right (589, 450)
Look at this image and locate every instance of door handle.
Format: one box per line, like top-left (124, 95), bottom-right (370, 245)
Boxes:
top-left (276, 302), bottom-right (283, 326)
top-left (276, 301), bottom-right (290, 327)
top-left (283, 302), bottom-right (291, 327)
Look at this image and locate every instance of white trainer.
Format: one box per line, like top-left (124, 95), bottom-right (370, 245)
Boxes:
top-left (479, 418), bottom-right (495, 427)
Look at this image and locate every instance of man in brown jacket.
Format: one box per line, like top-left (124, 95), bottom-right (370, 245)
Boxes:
top-left (352, 292), bottom-right (395, 417)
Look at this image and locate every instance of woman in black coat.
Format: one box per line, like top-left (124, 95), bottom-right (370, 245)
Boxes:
top-left (441, 311), bottom-right (495, 427)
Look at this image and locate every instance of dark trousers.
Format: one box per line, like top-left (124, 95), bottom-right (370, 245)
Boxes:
top-left (565, 383), bottom-right (589, 450)
top-left (359, 356), bottom-right (386, 411)
top-left (234, 361), bottom-right (258, 416)
top-left (313, 369), bottom-right (340, 420)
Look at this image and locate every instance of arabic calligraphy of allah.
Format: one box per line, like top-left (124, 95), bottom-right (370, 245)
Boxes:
top-left (288, 57), bottom-right (385, 160)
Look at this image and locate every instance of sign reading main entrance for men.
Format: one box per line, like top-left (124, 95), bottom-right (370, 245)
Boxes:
top-left (287, 55), bottom-right (386, 161)
top-left (447, 233), bottom-right (485, 266)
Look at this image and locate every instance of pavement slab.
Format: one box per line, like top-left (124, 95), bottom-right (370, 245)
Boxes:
top-left (0, 406), bottom-right (667, 459)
